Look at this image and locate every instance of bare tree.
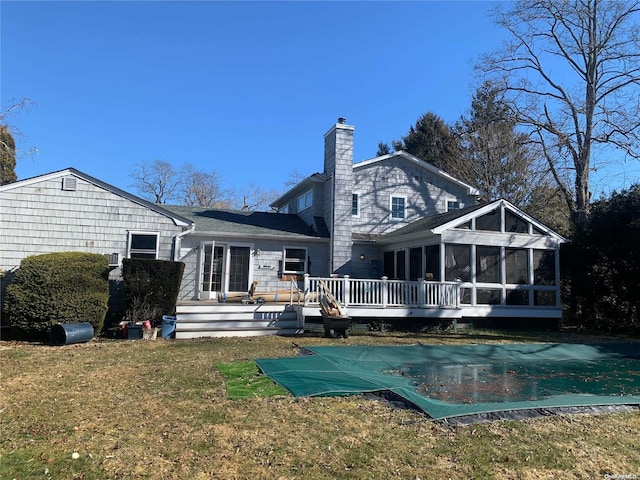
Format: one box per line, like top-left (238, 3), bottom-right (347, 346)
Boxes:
top-left (480, 0), bottom-right (640, 223)
top-left (233, 180), bottom-right (281, 211)
top-left (129, 159), bottom-right (181, 204)
top-left (1, 98), bottom-right (37, 184)
top-left (181, 163), bottom-right (230, 208)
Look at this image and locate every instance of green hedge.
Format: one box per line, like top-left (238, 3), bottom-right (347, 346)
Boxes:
top-left (122, 258), bottom-right (184, 325)
top-left (562, 184), bottom-right (640, 334)
top-left (4, 252), bottom-right (109, 340)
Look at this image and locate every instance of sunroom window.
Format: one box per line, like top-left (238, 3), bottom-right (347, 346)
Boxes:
top-left (505, 210), bottom-right (529, 233)
top-left (128, 232), bottom-right (159, 259)
top-left (283, 247), bottom-right (307, 274)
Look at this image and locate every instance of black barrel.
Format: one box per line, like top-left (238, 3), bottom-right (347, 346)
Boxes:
top-left (50, 323), bottom-right (94, 346)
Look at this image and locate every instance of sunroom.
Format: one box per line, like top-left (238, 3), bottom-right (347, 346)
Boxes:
top-left (378, 199), bottom-right (566, 320)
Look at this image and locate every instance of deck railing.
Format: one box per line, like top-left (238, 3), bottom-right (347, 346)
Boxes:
top-left (303, 275), bottom-right (460, 309)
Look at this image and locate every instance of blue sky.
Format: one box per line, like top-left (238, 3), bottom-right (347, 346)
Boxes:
top-left (2, 1), bottom-right (637, 202)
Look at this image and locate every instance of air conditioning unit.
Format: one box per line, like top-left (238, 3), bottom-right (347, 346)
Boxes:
top-left (107, 253), bottom-right (121, 267)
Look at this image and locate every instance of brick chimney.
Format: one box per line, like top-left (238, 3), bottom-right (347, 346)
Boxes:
top-left (323, 118), bottom-right (354, 274)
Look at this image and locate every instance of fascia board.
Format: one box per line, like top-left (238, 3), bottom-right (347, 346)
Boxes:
top-left (377, 229), bottom-right (439, 246)
top-left (431, 200), bottom-right (504, 234)
top-left (432, 199), bottom-right (568, 243)
top-left (501, 200), bottom-right (568, 242)
top-left (193, 231), bottom-right (329, 242)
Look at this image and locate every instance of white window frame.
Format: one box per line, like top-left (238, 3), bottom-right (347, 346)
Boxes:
top-left (127, 231), bottom-right (159, 259)
top-left (352, 192), bottom-right (360, 217)
top-left (297, 190), bottom-right (313, 212)
top-left (390, 195), bottom-right (406, 220)
top-left (280, 204), bottom-right (289, 214)
top-left (447, 200), bottom-right (460, 212)
top-left (282, 246), bottom-right (308, 274)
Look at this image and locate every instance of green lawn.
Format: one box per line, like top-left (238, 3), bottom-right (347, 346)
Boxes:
top-left (1, 330), bottom-right (639, 479)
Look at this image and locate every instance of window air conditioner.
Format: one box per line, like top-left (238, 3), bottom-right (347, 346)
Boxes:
top-left (107, 253), bottom-right (121, 267)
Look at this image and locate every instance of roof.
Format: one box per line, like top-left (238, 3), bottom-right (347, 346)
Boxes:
top-left (164, 205), bottom-right (329, 240)
top-left (0, 168), bottom-right (193, 227)
top-left (381, 203), bottom-right (486, 240)
top-left (381, 199), bottom-right (567, 243)
top-left (269, 150), bottom-right (482, 208)
top-left (270, 172), bottom-right (327, 208)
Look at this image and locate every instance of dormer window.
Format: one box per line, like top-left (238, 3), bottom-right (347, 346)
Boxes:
top-left (297, 190), bottom-right (313, 212)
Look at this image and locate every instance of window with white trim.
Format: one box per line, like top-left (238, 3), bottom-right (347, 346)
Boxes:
top-left (297, 190), bottom-right (313, 211)
top-left (447, 200), bottom-right (460, 211)
top-left (283, 247), bottom-right (308, 274)
top-left (391, 196), bottom-right (405, 219)
top-left (280, 204), bottom-right (289, 214)
top-left (352, 193), bottom-right (359, 216)
top-left (128, 232), bottom-right (159, 259)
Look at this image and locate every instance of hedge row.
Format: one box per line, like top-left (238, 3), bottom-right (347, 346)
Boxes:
top-left (4, 252), bottom-right (109, 339)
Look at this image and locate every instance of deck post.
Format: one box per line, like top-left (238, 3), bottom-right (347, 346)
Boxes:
top-left (381, 276), bottom-right (388, 308)
top-left (303, 274), bottom-right (310, 306)
top-left (343, 275), bottom-right (350, 307)
top-left (418, 278), bottom-right (426, 306)
top-left (455, 278), bottom-right (462, 307)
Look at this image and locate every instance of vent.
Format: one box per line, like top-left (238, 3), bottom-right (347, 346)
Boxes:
top-left (106, 253), bottom-right (120, 267)
top-left (62, 177), bottom-right (77, 191)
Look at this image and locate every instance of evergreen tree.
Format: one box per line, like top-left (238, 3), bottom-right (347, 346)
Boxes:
top-left (385, 112), bottom-right (461, 170)
top-left (453, 82), bottom-right (546, 206)
top-left (0, 125), bottom-right (17, 185)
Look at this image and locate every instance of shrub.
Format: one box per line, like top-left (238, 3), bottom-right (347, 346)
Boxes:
top-left (122, 258), bottom-right (184, 325)
top-left (4, 252), bottom-right (109, 340)
top-left (562, 184), bottom-right (640, 334)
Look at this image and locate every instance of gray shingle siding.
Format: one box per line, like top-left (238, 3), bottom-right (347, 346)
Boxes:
top-left (0, 174), bottom-right (183, 269)
top-left (324, 122), bottom-right (354, 274)
top-left (353, 157), bottom-right (473, 235)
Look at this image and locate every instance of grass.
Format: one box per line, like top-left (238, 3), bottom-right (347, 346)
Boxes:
top-left (217, 361), bottom-right (288, 399)
top-left (1, 330), bottom-right (639, 479)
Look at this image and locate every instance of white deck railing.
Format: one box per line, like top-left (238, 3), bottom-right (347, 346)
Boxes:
top-left (303, 275), bottom-right (460, 309)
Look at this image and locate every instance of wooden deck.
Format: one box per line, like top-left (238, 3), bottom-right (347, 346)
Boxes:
top-left (175, 276), bottom-right (462, 338)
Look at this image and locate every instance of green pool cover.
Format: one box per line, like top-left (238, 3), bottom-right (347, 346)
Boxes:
top-left (256, 343), bottom-right (640, 422)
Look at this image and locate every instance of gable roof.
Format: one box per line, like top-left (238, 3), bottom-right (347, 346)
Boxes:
top-left (381, 199), bottom-right (567, 243)
top-left (270, 150), bottom-right (482, 209)
top-left (164, 205), bottom-right (329, 240)
top-left (269, 172), bottom-right (327, 208)
top-left (354, 151), bottom-right (482, 197)
top-left (0, 168), bottom-right (193, 227)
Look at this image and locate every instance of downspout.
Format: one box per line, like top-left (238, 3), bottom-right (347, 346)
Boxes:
top-left (173, 223), bottom-right (195, 261)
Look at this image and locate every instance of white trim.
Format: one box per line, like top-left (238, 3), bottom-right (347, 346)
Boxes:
top-left (432, 199), bottom-right (567, 242)
top-left (352, 192), bottom-right (360, 217)
top-left (446, 199), bottom-right (461, 212)
top-left (297, 189), bottom-right (313, 212)
top-left (282, 246), bottom-right (308, 274)
top-left (127, 231), bottom-right (160, 259)
top-left (390, 194), bottom-right (406, 220)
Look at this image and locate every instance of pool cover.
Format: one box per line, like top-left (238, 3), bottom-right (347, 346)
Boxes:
top-left (256, 343), bottom-right (640, 422)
